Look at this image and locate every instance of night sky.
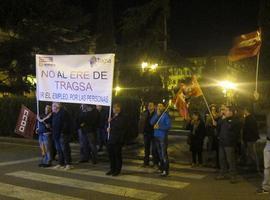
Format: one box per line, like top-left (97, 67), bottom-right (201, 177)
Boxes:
top-left (169, 0), bottom-right (260, 56)
top-left (83, 0), bottom-right (260, 57)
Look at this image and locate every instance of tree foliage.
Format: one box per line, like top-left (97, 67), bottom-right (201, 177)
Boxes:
top-left (0, 0), bottom-right (94, 93)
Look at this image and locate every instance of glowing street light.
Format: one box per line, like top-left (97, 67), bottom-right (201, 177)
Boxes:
top-left (218, 80), bottom-right (237, 105)
top-left (218, 80), bottom-right (237, 90)
top-left (150, 63), bottom-right (158, 71)
top-left (114, 86), bottom-right (121, 96)
top-left (141, 62), bottom-right (148, 71)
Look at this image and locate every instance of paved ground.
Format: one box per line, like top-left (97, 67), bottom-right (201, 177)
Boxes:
top-left (0, 136), bottom-right (269, 200)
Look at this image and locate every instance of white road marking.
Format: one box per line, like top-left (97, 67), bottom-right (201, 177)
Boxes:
top-left (49, 168), bottom-right (190, 189)
top-left (7, 171), bottom-right (167, 200)
top-left (0, 157), bottom-right (40, 167)
top-left (0, 182), bottom-right (83, 200)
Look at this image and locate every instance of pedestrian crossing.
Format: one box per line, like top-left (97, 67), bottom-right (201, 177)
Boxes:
top-left (6, 171), bottom-right (167, 200)
top-left (0, 182), bottom-right (83, 200)
top-left (0, 157), bottom-right (210, 200)
top-left (49, 168), bottom-right (190, 189)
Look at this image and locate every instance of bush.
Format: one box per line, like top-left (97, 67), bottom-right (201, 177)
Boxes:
top-left (0, 96), bottom-right (141, 143)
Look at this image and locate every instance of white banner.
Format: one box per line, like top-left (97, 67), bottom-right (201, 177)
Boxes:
top-left (36, 54), bottom-right (115, 106)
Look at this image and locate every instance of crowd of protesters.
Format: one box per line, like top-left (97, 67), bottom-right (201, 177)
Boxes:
top-left (36, 101), bottom-right (171, 177)
top-left (185, 104), bottom-right (260, 184)
top-left (35, 93), bottom-right (270, 193)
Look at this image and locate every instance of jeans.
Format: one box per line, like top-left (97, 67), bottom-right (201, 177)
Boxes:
top-left (192, 151), bottom-right (202, 164)
top-left (144, 134), bottom-right (159, 165)
top-left (244, 141), bottom-right (259, 170)
top-left (97, 128), bottom-right (107, 150)
top-left (107, 143), bottom-right (122, 173)
top-left (54, 134), bottom-right (71, 165)
top-left (155, 136), bottom-right (169, 173)
top-left (262, 142), bottom-right (270, 191)
top-left (219, 145), bottom-right (236, 177)
top-left (39, 134), bottom-right (52, 165)
top-left (78, 129), bottom-right (90, 161)
top-left (87, 132), bottom-right (98, 162)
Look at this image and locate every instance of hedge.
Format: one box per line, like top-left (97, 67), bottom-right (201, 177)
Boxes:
top-left (0, 96), bottom-right (141, 143)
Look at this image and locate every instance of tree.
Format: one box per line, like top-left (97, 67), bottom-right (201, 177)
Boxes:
top-left (0, 0), bottom-right (94, 94)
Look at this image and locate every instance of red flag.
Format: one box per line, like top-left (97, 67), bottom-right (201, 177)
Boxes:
top-left (15, 105), bottom-right (36, 139)
top-left (174, 89), bottom-right (189, 119)
top-left (228, 30), bottom-right (261, 62)
top-left (188, 76), bottom-right (203, 97)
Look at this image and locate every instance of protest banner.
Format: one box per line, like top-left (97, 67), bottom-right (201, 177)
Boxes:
top-left (36, 54), bottom-right (115, 106)
top-left (15, 105), bottom-right (36, 138)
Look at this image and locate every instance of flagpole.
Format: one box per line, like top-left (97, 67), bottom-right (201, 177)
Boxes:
top-left (196, 78), bottom-right (215, 122)
top-left (255, 52), bottom-right (260, 92)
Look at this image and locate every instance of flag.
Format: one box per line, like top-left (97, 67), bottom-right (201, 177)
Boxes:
top-left (188, 76), bottom-right (203, 97)
top-left (15, 105), bottom-right (36, 139)
top-left (174, 89), bottom-right (189, 120)
top-left (228, 30), bottom-right (261, 62)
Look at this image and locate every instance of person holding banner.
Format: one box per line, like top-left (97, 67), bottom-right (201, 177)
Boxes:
top-left (106, 103), bottom-right (126, 176)
top-left (36, 105), bottom-right (52, 167)
top-left (150, 103), bottom-right (171, 177)
top-left (52, 102), bottom-right (73, 170)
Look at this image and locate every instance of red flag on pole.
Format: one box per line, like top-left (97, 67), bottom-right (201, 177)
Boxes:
top-left (228, 30), bottom-right (261, 62)
top-left (174, 89), bottom-right (189, 119)
top-left (15, 105), bottom-right (36, 139)
top-left (187, 76), bottom-right (203, 97)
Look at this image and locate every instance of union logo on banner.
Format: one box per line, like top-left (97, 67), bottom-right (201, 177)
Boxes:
top-left (15, 105), bottom-right (36, 139)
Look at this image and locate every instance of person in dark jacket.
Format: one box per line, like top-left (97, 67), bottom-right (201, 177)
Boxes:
top-left (52, 102), bottom-right (73, 170)
top-left (76, 104), bottom-right (91, 163)
top-left (85, 105), bottom-right (100, 164)
top-left (142, 102), bottom-right (159, 167)
top-left (216, 106), bottom-right (241, 183)
top-left (187, 112), bottom-right (206, 167)
top-left (106, 103), bottom-right (126, 176)
top-left (36, 105), bottom-right (52, 167)
top-left (243, 107), bottom-right (260, 169)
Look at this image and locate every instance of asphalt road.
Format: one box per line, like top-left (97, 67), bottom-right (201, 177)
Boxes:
top-left (0, 137), bottom-right (269, 200)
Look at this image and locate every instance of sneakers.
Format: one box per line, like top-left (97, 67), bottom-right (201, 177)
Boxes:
top-left (64, 165), bottom-right (74, 170)
top-left (53, 164), bottom-right (63, 169)
top-left (160, 171), bottom-right (168, 177)
top-left (257, 188), bottom-right (269, 194)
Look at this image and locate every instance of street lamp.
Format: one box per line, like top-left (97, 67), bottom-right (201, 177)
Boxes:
top-left (115, 86), bottom-right (121, 96)
top-left (150, 63), bottom-right (158, 71)
top-left (141, 62), bottom-right (148, 72)
top-left (218, 80), bottom-right (237, 105)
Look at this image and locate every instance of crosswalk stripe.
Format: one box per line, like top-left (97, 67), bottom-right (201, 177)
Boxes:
top-left (121, 165), bottom-right (206, 179)
top-left (7, 171), bottom-right (167, 200)
top-left (124, 159), bottom-right (216, 172)
top-left (0, 158), bottom-right (40, 167)
top-left (49, 168), bottom-right (190, 189)
top-left (79, 162), bottom-right (206, 180)
top-left (0, 182), bottom-right (83, 200)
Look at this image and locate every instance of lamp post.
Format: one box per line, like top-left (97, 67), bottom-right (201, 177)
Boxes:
top-left (115, 86), bottom-right (121, 96)
top-left (218, 80), bottom-right (237, 105)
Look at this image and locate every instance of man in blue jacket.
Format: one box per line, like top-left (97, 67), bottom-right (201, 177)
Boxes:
top-left (150, 102), bottom-right (171, 176)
